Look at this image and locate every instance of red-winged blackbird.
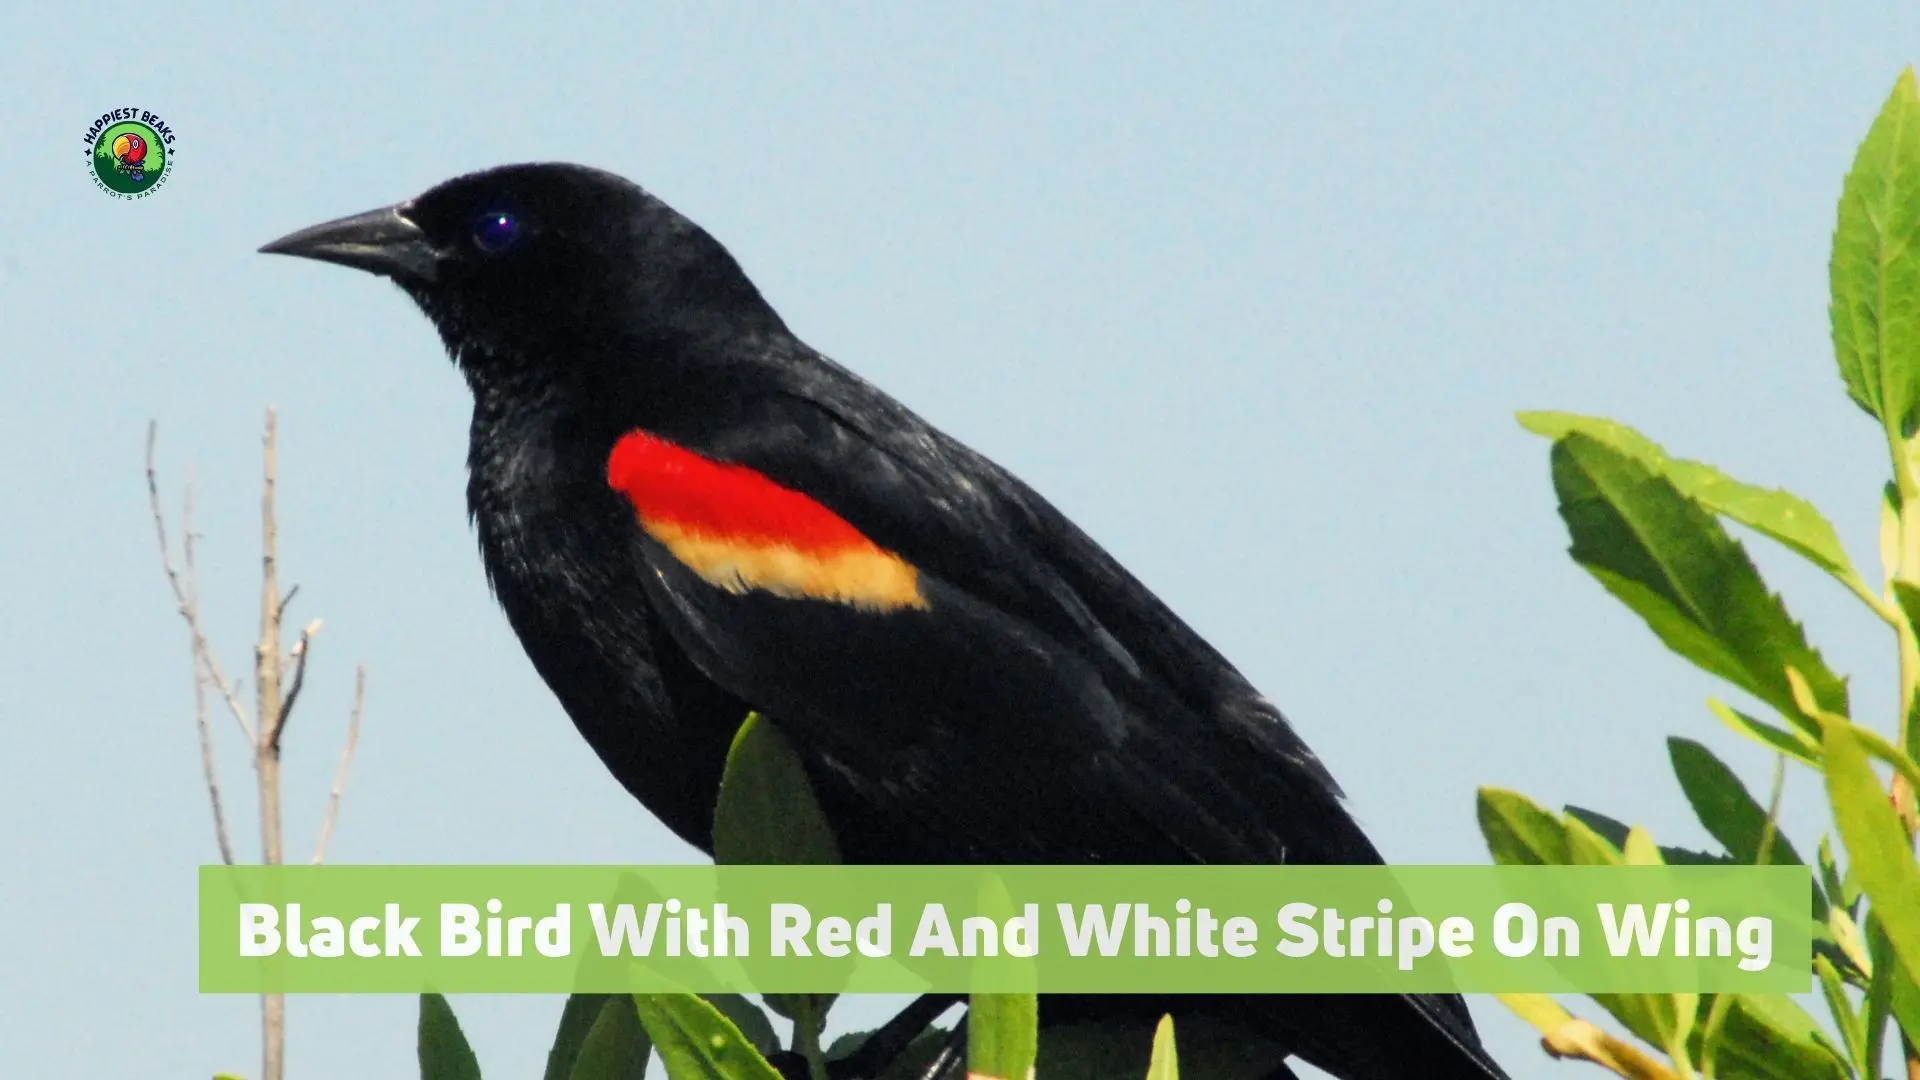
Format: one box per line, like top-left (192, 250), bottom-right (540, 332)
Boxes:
top-left (263, 164), bottom-right (1509, 1080)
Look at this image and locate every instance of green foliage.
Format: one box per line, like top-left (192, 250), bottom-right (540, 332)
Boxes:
top-left (1478, 793), bottom-right (1855, 1079)
top-left (1702, 994), bottom-right (1854, 1080)
top-left (1032, 1016), bottom-right (1286, 1080)
top-left (700, 994), bottom-right (780, 1057)
top-left (545, 994), bottom-right (618, 1080)
top-left (1564, 805), bottom-right (1727, 866)
top-left (1831, 69), bottom-right (1920, 436)
top-left (1498, 67), bottom-right (1920, 1080)
top-left (632, 994), bottom-right (784, 1080)
top-left (413, 712), bottom-right (1132, 1080)
top-left (1709, 699), bottom-right (1821, 768)
top-left (629, 991), bottom-right (779, 1076)
top-left (1518, 411), bottom-right (1864, 591)
top-left (1547, 432), bottom-right (1845, 722)
top-left (826, 1024), bottom-right (955, 1080)
top-left (418, 993), bottom-right (482, 1080)
top-left (1825, 725), bottom-right (1920, 983)
top-left (1867, 916), bottom-right (1920, 1074)
top-left (1668, 738), bottom-right (1805, 870)
top-left (569, 996), bottom-right (652, 1080)
top-left (714, 713), bottom-right (841, 1080)
top-left (969, 993), bottom-right (1040, 1080)
top-left (713, 712), bottom-right (841, 867)
top-left (1146, 1016), bottom-right (1179, 1080)
top-left (1479, 787), bottom-right (1573, 865)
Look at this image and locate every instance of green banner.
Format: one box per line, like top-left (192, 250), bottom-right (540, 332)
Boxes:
top-left (199, 864), bottom-right (1810, 994)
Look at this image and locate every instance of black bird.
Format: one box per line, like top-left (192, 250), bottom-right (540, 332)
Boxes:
top-left (262, 163), bottom-right (1509, 1080)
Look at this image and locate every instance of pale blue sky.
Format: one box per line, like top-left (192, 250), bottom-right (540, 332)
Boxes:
top-left (6, 5), bottom-right (1919, 1078)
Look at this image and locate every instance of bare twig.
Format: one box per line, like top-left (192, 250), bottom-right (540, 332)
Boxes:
top-left (147, 422), bottom-right (256, 745)
top-left (185, 480), bottom-right (236, 866)
top-left (254, 409), bottom-right (286, 1080)
top-left (152, 412), bottom-right (366, 1080)
top-left (312, 667), bottom-right (366, 865)
top-left (275, 619), bottom-right (323, 752)
top-left (275, 584), bottom-right (301, 624)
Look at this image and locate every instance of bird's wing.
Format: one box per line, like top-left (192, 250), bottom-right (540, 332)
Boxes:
top-left (608, 358), bottom-right (1504, 1078)
top-left (607, 357), bottom-right (1376, 867)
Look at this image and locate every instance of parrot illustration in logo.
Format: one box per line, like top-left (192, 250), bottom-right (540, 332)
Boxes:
top-left (112, 132), bottom-right (148, 181)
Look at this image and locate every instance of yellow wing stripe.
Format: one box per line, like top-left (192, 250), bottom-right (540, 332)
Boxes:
top-left (643, 519), bottom-right (929, 612)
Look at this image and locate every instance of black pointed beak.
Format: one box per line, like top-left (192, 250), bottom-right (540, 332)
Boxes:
top-left (259, 205), bottom-right (439, 283)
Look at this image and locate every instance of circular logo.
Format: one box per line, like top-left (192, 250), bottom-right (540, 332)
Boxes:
top-left (85, 109), bottom-right (175, 198)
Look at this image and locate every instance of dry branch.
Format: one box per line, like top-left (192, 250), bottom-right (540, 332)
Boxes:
top-left (147, 422), bottom-right (255, 745)
top-left (276, 619), bottom-right (323, 752)
top-left (313, 667), bottom-right (367, 865)
top-left (148, 412), bottom-right (369, 1080)
top-left (183, 477), bottom-right (235, 866)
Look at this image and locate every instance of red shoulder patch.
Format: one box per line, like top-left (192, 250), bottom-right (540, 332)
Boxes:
top-left (606, 431), bottom-right (927, 611)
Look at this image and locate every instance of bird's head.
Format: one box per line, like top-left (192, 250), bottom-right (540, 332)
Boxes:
top-left (261, 162), bottom-right (784, 372)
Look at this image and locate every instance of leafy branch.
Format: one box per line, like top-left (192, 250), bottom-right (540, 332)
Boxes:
top-left (1490, 68), bottom-right (1920, 1080)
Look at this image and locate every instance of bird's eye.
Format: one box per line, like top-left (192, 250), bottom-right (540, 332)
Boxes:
top-left (472, 211), bottom-right (522, 254)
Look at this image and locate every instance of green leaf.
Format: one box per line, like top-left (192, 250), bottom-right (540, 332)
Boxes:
top-left (1477, 788), bottom-right (1570, 865)
top-left (1709, 699), bottom-right (1821, 768)
top-left (699, 995), bottom-right (778, 1057)
top-left (418, 993), bottom-right (483, 1080)
top-left (1884, 482), bottom-right (1903, 582)
top-left (1814, 954), bottom-right (1868, 1073)
top-left (968, 993), bottom-right (1038, 1080)
top-left (1831, 67), bottom-right (1920, 432)
top-left (1034, 1019), bottom-right (1284, 1080)
top-left (1824, 903), bottom-right (1873, 981)
top-left (1562, 821), bottom-right (1688, 1051)
top-left (1563, 814), bottom-right (1625, 866)
top-left (1881, 937), bottom-right (1920, 1053)
top-left (1825, 722), bottom-right (1920, 982)
top-left (631, 994), bottom-right (782, 1080)
top-left (762, 993), bottom-right (838, 1026)
top-left (1818, 836), bottom-right (1861, 913)
top-left (1668, 737), bottom-right (1805, 868)
top-left (1587, 992), bottom-right (1682, 1058)
top-left (826, 1026), bottom-right (956, 1080)
top-left (1692, 993), bottom-right (1854, 1080)
top-left (1622, 825), bottom-right (1664, 866)
top-left (822, 1029), bottom-right (875, 1062)
top-left (760, 993), bottom-right (836, 1025)
top-left (1566, 816), bottom-right (1678, 1035)
top-left (1145, 1015), bottom-right (1178, 1080)
top-left (1895, 581), bottom-right (1920, 640)
top-left (569, 996), bottom-right (652, 1080)
top-left (1836, 716), bottom-right (1920, 793)
top-left (1893, 966), bottom-right (1920, 1061)
top-left (1867, 913), bottom-right (1920, 1068)
top-left (1520, 411), bottom-right (1861, 583)
top-left (1573, 820), bottom-right (1689, 1053)
top-left (1548, 433), bottom-right (1848, 720)
top-left (1565, 805), bottom-right (1730, 865)
top-left (714, 713), bottom-right (840, 867)
top-left (715, 713), bottom-right (842, 1068)
top-left (546, 994), bottom-right (616, 1080)
top-left (764, 992), bottom-right (836, 1080)
top-left (1884, 587), bottom-right (1920, 760)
